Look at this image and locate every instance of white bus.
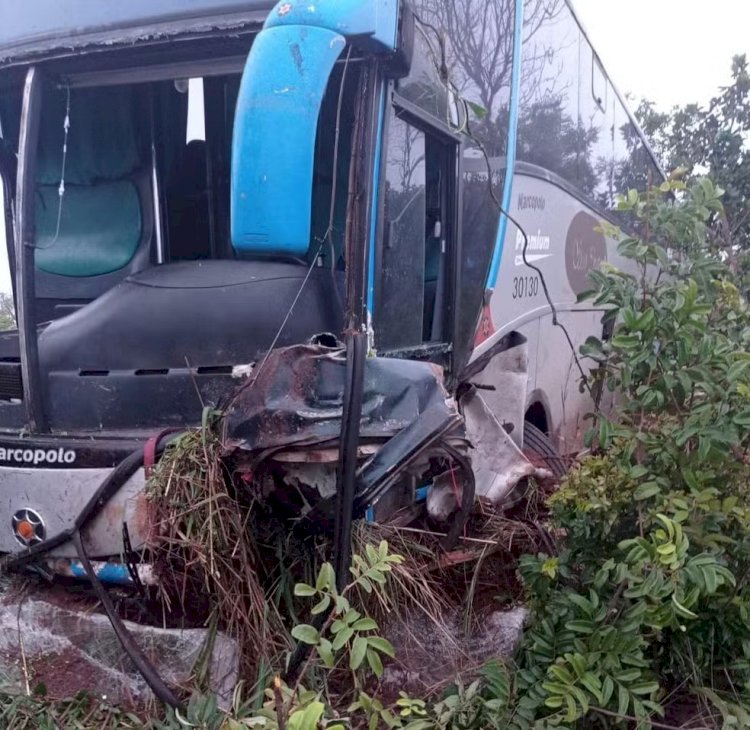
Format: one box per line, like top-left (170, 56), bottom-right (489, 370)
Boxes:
top-left (0, 0), bottom-right (661, 566)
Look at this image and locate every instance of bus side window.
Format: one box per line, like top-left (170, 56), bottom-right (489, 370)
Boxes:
top-left (0, 188), bottom-right (15, 329)
top-left (592, 55), bottom-right (607, 112)
top-left (0, 117), bottom-right (15, 330)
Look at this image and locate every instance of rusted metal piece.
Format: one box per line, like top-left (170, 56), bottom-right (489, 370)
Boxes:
top-left (271, 445), bottom-right (380, 463)
top-left (226, 344), bottom-right (458, 454)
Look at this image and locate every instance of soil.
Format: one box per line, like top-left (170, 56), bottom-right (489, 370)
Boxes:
top-left (28, 647), bottom-right (113, 702)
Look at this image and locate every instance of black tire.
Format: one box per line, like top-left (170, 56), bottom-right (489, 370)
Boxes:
top-left (523, 421), bottom-right (567, 480)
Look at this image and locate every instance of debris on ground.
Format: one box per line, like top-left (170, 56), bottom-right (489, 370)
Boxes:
top-left (381, 605), bottom-right (528, 696)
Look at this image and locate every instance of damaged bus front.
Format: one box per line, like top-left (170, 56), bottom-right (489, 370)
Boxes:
top-left (0, 0), bottom-right (548, 591)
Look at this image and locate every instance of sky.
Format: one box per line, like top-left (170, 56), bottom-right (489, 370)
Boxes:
top-left (1, 3), bottom-right (750, 296)
top-left (574, 0), bottom-right (750, 110)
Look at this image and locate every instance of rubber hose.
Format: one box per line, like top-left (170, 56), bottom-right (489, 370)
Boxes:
top-left (73, 531), bottom-right (183, 710)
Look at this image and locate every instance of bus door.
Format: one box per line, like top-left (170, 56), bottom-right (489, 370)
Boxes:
top-left (374, 95), bottom-right (460, 371)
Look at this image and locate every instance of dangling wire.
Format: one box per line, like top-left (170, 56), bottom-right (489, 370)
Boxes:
top-left (38, 85), bottom-right (71, 250)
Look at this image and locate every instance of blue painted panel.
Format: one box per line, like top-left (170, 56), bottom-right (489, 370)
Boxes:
top-left (486, 0), bottom-right (524, 290)
top-left (367, 86), bottom-right (387, 317)
top-left (265, 0), bottom-right (398, 51)
top-left (231, 25), bottom-right (345, 256)
top-left (67, 560), bottom-right (135, 586)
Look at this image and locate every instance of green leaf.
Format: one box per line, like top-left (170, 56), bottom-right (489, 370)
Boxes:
top-left (614, 669), bottom-right (642, 683)
top-left (378, 540), bottom-right (389, 560)
top-left (294, 583), bottom-right (317, 597)
top-left (612, 334), bottom-right (642, 349)
top-left (617, 683), bottom-right (630, 717)
top-left (630, 681), bottom-right (659, 695)
top-left (358, 577), bottom-right (373, 594)
top-left (317, 638), bottom-right (335, 668)
top-left (566, 594), bottom-right (593, 616)
top-left (565, 694), bottom-right (579, 722)
top-left (367, 637), bottom-right (396, 658)
top-left (288, 701), bottom-right (324, 730)
top-left (565, 620), bottom-right (594, 634)
top-left (367, 648), bottom-right (384, 678)
top-left (344, 608), bottom-right (362, 625)
top-left (350, 636), bottom-right (368, 670)
top-left (332, 626), bottom-right (354, 651)
top-left (727, 360), bottom-right (749, 382)
top-left (569, 685), bottom-right (590, 715)
top-left (579, 676), bottom-right (603, 705)
top-left (634, 309), bottom-right (655, 331)
top-left (316, 563), bottom-right (335, 592)
top-left (733, 409), bottom-right (750, 427)
top-left (311, 595), bottom-right (331, 615)
top-left (568, 654), bottom-right (588, 679)
top-left (352, 618), bottom-right (379, 632)
top-left (548, 664), bottom-right (575, 685)
top-left (672, 593), bottom-right (698, 619)
top-left (467, 101), bottom-right (488, 120)
top-left (369, 569), bottom-right (387, 585)
top-left (633, 481), bottom-right (660, 500)
top-left (291, 624), bottom-right (320, 645)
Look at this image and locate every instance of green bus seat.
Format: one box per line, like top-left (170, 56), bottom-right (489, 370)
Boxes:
top-left (35, 181), bottom-right (142, 277)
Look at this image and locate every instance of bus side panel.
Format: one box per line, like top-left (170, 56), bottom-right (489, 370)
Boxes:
top-left (534, 309), bottom-right (601, 453)
top-left (481, 173), bottom-right (631, 455)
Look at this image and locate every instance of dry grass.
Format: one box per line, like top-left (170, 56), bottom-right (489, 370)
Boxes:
top-left (143, 411), bottom-right (554, 702)
top-left (144, 423), bottom-right (289, 688)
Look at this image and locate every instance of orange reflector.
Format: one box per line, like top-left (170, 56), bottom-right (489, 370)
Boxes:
top-left (16, 521), bottom-right (35, 541)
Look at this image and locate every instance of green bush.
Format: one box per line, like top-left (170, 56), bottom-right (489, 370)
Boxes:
top-left (508, 178), bottom-right (750, 727)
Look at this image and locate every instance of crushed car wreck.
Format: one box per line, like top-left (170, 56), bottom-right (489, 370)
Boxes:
top-left (225, 343), bottom-right (469, 527)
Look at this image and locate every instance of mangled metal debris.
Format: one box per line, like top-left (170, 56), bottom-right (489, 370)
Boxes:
top-left (224, 338), bottom-right (548, 531)
top-left (225, 343), bottom-right (472, 529)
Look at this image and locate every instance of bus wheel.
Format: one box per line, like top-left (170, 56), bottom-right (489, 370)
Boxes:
top-left (523, 421), bottom-right (567, 480)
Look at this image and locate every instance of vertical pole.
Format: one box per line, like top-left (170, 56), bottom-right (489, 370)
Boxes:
top-left (332, 332), bottom-right (367, 590)
top-left (332, 62), bottom-right (378, 589)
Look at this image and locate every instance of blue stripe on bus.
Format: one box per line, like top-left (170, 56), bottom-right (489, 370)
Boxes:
top-left (486, 0), bottom-right (525, 290)
top-left (367, 85), bottom-right (387, 319)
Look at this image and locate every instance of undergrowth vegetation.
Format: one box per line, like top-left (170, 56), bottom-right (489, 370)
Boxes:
top-left (513, 178), bottom-right (750, 727)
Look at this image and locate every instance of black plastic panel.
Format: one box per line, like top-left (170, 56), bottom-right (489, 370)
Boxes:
top-left (38, 260), bottom-right (345, 431)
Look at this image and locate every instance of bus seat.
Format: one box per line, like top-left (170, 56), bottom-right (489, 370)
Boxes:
top-left (33, 170), bottom-right (153, 323)
top-left (32, 85), bottom-right (153, 322)
top-left (35, 180), bottom-right (142, 277)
